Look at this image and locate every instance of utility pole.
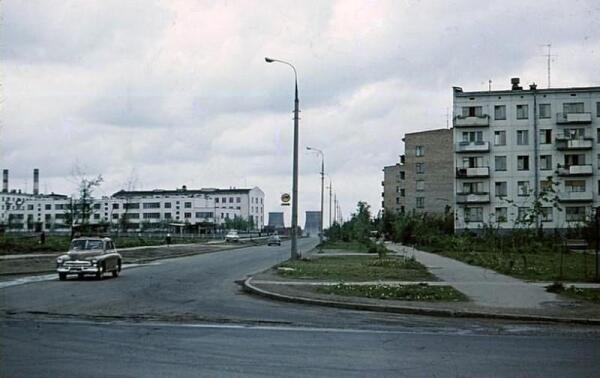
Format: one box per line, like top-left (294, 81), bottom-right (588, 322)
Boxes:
top-left (327, 178), bottom-right (332, 229)
top-left (333, 193), bottom-right (337, 224)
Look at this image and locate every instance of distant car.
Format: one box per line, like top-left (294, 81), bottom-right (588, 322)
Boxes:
top-left (225, 230), bottom-right (240, 243)
top-left (267, 234), bottom-right (281, 246)
top-left (56, 237), bottom-right (122, 280)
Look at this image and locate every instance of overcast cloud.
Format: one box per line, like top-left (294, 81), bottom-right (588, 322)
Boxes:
top-left (1, 0), bottom-right (599, 225)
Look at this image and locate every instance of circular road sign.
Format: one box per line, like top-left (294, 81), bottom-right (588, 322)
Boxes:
top-left (281, 193), bottom-right (291, 203)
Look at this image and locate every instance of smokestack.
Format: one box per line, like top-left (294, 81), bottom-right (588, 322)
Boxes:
top-left (2, 169), bottom-right (7, 193)
top-left (33, 168), bottom-right (39, 195)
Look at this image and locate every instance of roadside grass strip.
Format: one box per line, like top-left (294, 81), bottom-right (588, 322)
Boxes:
top-left (547, 285), bottom-right (600, 304)
top-left (316, 283), bottom-right (468, 302)
top-left (320, 240), bottom-right (370, 253)
top-left (277, 255), bottom-right (435, 281)
top-left (437, 250), bottom-right (598, 283)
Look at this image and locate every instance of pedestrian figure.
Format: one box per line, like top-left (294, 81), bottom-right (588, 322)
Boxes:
top-left (166, 233), bottom-right (172, 246)
top-left (40, 231), bottom-right (46, 245)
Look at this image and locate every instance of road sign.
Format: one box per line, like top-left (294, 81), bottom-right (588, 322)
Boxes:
top-left (281, 193), bottom-right (291, 203)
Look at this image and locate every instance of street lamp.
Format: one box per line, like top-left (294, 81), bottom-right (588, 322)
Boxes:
top-left (306, 146), bottom-right (324, 246)
top-left (326, 176), bottom-right (332, 229)
top-left (265, 56), bottom-right (300, 260)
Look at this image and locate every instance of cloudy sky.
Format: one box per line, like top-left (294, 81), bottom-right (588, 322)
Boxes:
top-left (1, 0), bottom-right (599, 225)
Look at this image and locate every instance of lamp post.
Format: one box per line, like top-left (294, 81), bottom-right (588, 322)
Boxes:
top-left (265, 57), bottom-right (300, 260)
top-left (326, 176), bottom-right (332, 229)
top-left (307, 146), bottom-right (324, 246)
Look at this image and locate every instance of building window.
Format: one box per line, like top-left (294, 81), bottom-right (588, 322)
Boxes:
top-left (416, 163), bottom-right (425, 174)
top-left (215, 198), bottom-right (219, 203)
top-left (164, 213), bottom-right (171, 219)
top-left (494, 105), bottom-right (506, 120)
top-left (462, 156), bottom-right (483, 168)
top-left (495, 182), bottom-right (507, 197)
top-left (495, 207), bottom-right (507, 223)
top-left (112, 214), bottom-right (119, 220)
top-left (516, 104), bottom-right (529, 119)
top-left (236, 197), bottom-right (241, 203)
top-left (517, 155), bottom-right (529, 170)
top-left (517, 181), bottom-right (530, 196)
top-left (395, 197), bottom-right (400, 205)
top-left (540, 180), bottom-right (553, 193)
top-left (415, 146), bottom-right (424, 157)
top-left (517, 207), bottom-right (530, 222)
top-left (565, 180), bottom-right (586, 192)
top-left (464, 207), bottom-right (483, 222)
top-left (566, 207), bottom-right (586, 222)
top-left (495, 156), bottom-right (507, 171)
top-left (163, 202), bottom-right (171, 209)
top-left (540, 207), bottom-right (553, 222)
top-left (462, 131), bottom-right (483, 142)
top-left (516, 130), bottom-right (529, 145)
top-left (143, 202), bottom-right (160, 209)
top-left (416, 180), bottom-right (425, 191)
top-left (229, 197), bottom-right (234, 203)
top-left (124, 203), bottom-right (140, 210)
top-left (184, 202), bottom-right (192, 208)
top-left (143, 213), bottom-right (161, 219)
top-left (597, 102), bottom-right (600, 117)
top-left (540, 155), bottom-right (552, 170)
top-left (184, 212), bottom-right (192, 219)
top-left (462, 106), bottom-right (483, 117)
top-left (196, 212), bottom-right (213, 218)
top-left (416, 197), bottom-right (424, 208)
top-left (462, 182), bottom-right (483, 194)
top-left (400, 171), bottom-right (405, 180)
top-left (494, 131), bottom-right (506, 146)
top-left (539, 104), bottom-right (551, 119)
top-left (45, 204), bottom-right (51, 210)
top-left (400, 189), bottom-right (405, 197)
top-left (563, 102), bottom-right (584, 113)
top-left (540, 129), bottom-right (552, 144)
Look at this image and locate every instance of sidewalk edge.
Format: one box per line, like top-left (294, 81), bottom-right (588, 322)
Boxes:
top-left (242, 277), bottom-right (600, 326)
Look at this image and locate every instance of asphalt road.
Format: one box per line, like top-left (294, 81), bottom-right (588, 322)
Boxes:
top-left (2, 237), bottom-right (600, 377)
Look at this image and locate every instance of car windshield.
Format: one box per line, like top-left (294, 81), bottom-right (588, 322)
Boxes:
top-left (70, 240), bottom-right (104, 251)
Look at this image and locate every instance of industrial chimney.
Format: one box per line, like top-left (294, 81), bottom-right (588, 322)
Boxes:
top-left (33, 168), bottom-right (39, 195)
top-left (2, 169), bottom-right (7, 193)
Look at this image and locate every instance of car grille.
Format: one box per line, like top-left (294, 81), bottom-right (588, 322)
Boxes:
top-left (64, 261), bottom-right (91, 267)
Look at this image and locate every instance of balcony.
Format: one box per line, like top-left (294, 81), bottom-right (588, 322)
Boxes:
top-left (454, 114), bottom-right (490, 128)
top-left (555, 137), bottom-right (594, 150)
top-left (556, 112), bottom-right (592, 124)
top-left (557, 164), bottom-right (593, 176)
top-left (456, 167), bottom-right (490, 178)
top-left (455, 141), bottom-right (490, 153)
top-left (558, 191), bottom-right (593, 203)
top-left (456, 192), bottom-right (490, 204)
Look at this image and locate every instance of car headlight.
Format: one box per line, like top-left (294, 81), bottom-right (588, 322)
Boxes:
top-left (56, 257), bottom-right (64, 265)
top-left (90, 259), bottom-right (98, 265)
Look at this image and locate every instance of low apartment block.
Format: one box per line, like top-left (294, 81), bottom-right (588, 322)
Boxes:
top-left (382, 128), bottom-right (453, 215)
top-left (453, 78), bottom-right (600, 232)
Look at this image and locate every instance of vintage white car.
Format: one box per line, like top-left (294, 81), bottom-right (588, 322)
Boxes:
top-left (56, 237), bottom-right (122, 280)
top-left (225, 230), bottom-right (240, 243)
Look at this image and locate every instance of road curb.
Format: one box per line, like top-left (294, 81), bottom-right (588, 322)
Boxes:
top-left (242, 277), bottom-right (600, 326)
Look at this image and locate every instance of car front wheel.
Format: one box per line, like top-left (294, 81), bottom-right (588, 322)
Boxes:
top-left (58, 272), bottom-right (67, 281)
top-left (96, 263), bottom-right (104, 280)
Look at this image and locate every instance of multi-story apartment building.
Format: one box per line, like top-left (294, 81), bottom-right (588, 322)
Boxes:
top-left (382, 163), bottom-right (405, 215)
top-left (1, 169), bottom-right (265, 232)
top-left (453, 78), bottom-right (600, 232)
top-left (382, 128), bottom-right (453, 215)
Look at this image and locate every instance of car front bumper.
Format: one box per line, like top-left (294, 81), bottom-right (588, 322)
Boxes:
top-left (57, 264), bottom-right (101, 275)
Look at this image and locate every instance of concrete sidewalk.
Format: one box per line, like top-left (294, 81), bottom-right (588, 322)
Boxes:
top-left (387, 243), bottom-right (563, 309)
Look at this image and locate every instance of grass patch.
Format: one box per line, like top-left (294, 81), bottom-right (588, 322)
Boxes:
top-left (437, 250), bottom-right (598, 282)
top-left (546, 284), bottom-right (600, 304)
top-left (277, 255), bottom-right (434, 281)
top-left (0, 235), bottom-right (201, 254)
top-left (317, 283), bottom-right (467, 302)
top-left (320, 240), bottom-right (370, 252)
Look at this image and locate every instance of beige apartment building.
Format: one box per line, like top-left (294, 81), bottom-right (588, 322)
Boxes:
top-left (382, 128), bottom-right (453, 215)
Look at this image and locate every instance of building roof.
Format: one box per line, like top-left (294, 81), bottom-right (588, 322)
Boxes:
top-left (453, 85), bottom-right (600, 98)
top-left (111, 187), bottom-right (253, 198)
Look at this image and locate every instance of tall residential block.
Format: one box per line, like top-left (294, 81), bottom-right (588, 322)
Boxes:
top-left (453, 79), bottom-right (600, 232)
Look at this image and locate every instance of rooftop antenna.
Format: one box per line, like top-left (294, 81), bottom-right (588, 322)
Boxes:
top-left (541, 43), bottom-right (557, 88)
top-left (488, 79), bottom-right (492, 92)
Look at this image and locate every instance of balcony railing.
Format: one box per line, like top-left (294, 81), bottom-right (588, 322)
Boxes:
top-left (454, 114), bottom-right (490, 127)
top-left (456, 192), bottom-right (490, 204)
top-left (455, 141), bottom-right (490, 153)
top-left (456, 167), bottom-right (490, 178)
top-left (555, 137), bottom-right (594, 150)
top-left (556, 112), bottom-right (592, 124)
top-left (558, 191), bottom-right (593, 202)
top-left (557, 164), bottom-right (593, 176)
